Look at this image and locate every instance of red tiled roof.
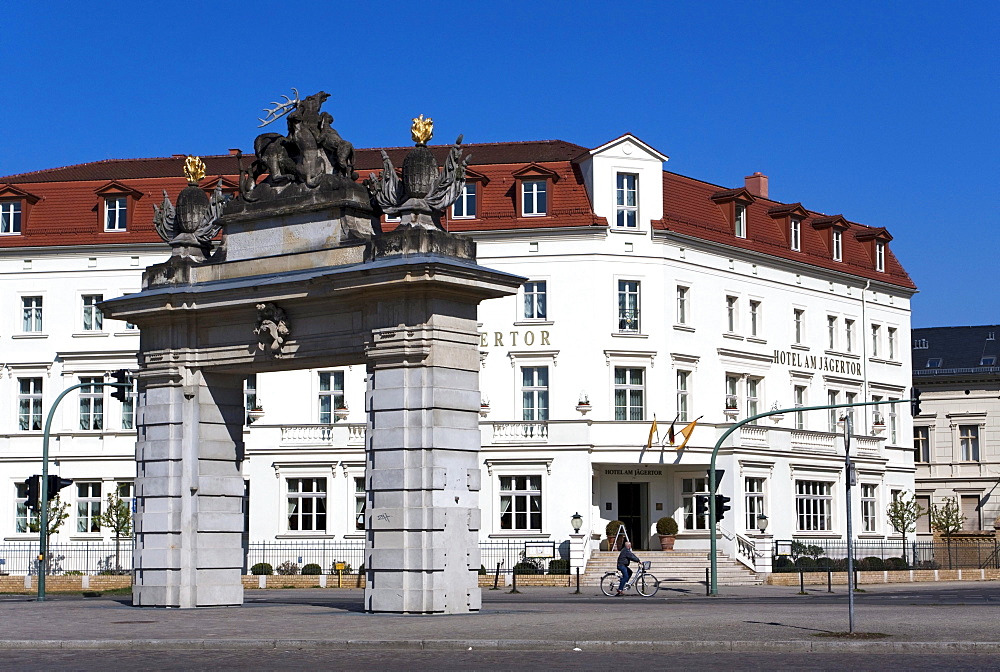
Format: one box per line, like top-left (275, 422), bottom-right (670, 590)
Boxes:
top-left (0, 139), bottom-right (915, 289)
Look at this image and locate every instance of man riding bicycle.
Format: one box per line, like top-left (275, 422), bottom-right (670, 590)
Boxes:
top-left (615, 541), bottom-right (641, 596)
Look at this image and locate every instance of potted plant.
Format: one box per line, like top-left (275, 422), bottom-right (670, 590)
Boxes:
top-left (605, 519), bottom-right (626, 551)
top-left (656, 516), bottom-right (678, 550)
top-left (247, 404), bottom-right (265, 422)
top-left (575, 391), bottom-right (592, 414)
top-left (334, 404), bottom-right (349, 421)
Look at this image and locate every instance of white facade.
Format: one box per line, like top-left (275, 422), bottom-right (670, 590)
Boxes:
top-left (0, 137), bottom-right (917, 574)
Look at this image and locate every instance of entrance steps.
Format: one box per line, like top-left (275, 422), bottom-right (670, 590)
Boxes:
top-left (582, 550), bottom-right (762, 586)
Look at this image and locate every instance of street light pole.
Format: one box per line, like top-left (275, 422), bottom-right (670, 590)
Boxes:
top-left (843, 412), bottom-right (856, 633)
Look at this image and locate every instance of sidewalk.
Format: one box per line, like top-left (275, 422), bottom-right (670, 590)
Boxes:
top-left (1, 582), bottom-right (999, 653)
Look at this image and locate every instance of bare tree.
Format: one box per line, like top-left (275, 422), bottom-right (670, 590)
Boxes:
top-left (886, 492), bottom-right (926, 566)
top-left (930, 496), bottom-right (966, 569)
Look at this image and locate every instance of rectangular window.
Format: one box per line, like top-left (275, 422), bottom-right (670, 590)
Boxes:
top-left (888, 327), bottom-right (897, 360)
top-left (749, 300), bottom-right (760, 337)
top-left (794, 385), bottom-right (806, 430)
top-left (845, 391), bottom-right (858, 427)
top-left (22, 296), bottom-right (43, 332)
top-left (676, 370), bottom-right (690, 422)
top-left (615, 173), bottom-right (638, 228)
top-left (827, 316), bottom-right (837, 350)
top-left (734, 203), bottom-right (746, 238)
top-left (18, 378), bottom-right (43, 431)
top-left (121, 378), bottom-right (137, 430)
top-left (832, 230), bottom-right (843, 261)
top-left (790, 218), bottom-right (800, 251)
top-left (961, 495), bottom-right (981, 531)
top-left (76, 482), bottom-right (102, 533)
top-left (286, 478), bottom-right (327, 532)
top-left (960, 425), bottom-right (980, 461)
top-left (15, 482), bottom-right (39, 533)
top-left (499, 475), bottom-right (541, 530)
top-left (827, 390), bottom-right (839, 432)
top-left (1, 201), bottom-right (22, 234)
top-left (523, 281), bottom-right (547, 320)
top-left (676, 286), bottom-right (689, 325)
top-left (793, 309), bottom-right (804, 344)
top-left (116, 481), bottom-right (134, 519)
top-left (617, 280), bottom-right (640, 333)
top-left (614, 367), bottom-right (644, 421)
top-left (244, 375), bottom-right (258, 426)
top-left (876, 241), bottom-right (885, 272)
top-left (913, 426), bottom-right (930, 462)
top-left (522, 180), bottom-right (547, 216)
top-left (796, 480), bottom-right (832, 531)
top-left (861, 484), bottom-right (877, 533)
top-left (79, 377), bottom-right (104, 430)
top-left (916, 495), bottom-right (931, 534)
top-left (521, 366), bottom-right (549, 421)
top-left (318, 371), bottom-right (345, 424)
top-left (745, 477), bottom-right (765, 531)
top-left (871, 324), bottom-right (880, 358)
top-left (725, 296), bottom-right (737, 333)
top-left (746, 377), bottom-right (761, 421)
top-left (82, 294), bottom-right (103, 331)
top-left (845, 319), bottom-right (855, 353)
top-left (354, 477), bottom-right (366, 531)
top-left (682, 477), bottom-right (710, 531)
top-left (726, 375), bottom-right (739, 412)
top-left (452, 182), bottom-right (476, 219)
top-left (105, 197), bottom-right (127, 231)
top-left (888, 398), bottom-right (898, 444)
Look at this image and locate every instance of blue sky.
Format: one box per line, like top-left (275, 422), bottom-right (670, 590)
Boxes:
top-left (2, 1), bottom-right (996, 328)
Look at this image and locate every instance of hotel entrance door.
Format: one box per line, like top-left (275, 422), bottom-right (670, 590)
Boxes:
top-left (617, 482), bottom-right (648, 550)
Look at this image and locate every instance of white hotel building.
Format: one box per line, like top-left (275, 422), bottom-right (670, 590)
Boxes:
top-left (0, 134), bottom-right (916, 573)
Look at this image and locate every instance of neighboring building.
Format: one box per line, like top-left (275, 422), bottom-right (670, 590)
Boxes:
top-left (911, 326), bottom-right (1000, 534)
top-left (0, 136), bottom-right (916, 571)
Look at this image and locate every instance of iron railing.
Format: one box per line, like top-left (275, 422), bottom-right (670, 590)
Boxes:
top-left (0, 541), bottom-right (134, 575)
top-left (245, 540), bottom-right (366, 574)
top-left (773, 537), bottom-right (1000, 571)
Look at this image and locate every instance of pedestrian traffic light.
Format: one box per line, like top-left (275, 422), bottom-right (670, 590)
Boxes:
top-left (46, 475), bottom-right (73, 500)
top-left (910, 387), bottom-right (921, 417)
top-left (695, 494), bottom-right (710, 519)
top-left (110, 369), bottom-right (131, 402)
top-left (714, 494), bottom-right (731, 523)
top-left (24, 476), bottom-right (41, 511)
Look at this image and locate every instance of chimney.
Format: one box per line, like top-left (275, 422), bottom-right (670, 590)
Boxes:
top-left (229, 149), bottom-right (241, 156)
top-left (745, 172), bottom-right (768, 199)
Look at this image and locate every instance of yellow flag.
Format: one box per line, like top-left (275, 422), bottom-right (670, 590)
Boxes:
top-left (675, 416), bottom-right (703, 450)
top-left (646, 416), bottom-right (658, 450)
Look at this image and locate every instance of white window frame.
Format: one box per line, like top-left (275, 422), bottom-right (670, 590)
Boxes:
top-left (875, 241), bottom-right (885, 272)
top-left (832, 229), bottom-right (843, 261)
top-left (76, 482), bottom-right (102, 533)
top-left (104, 196), bottom-right (127, 231)
top-left (121, 378), bottom-right (137, 431)
top-left (746, 377), bottom-right (762, 420)
top-left (888, 327), bottom-right (897, 360)
top-left (244, 375), bottom-right (258, 426)
top-left (959, 424), bottom-right (980, 461)
top-left (793, 385), bottom-right (807, 430)
top-left (793, 309), bottom-right (805, 344)
top-left (676, 285), bottom-right (689, 325)
top-left (749, 300), bottom-right (761, 337)
top-left (18, 377), bottom-right (43, 431)
top-left (286, 477), bottom-right (328, 533)
top-left (521, 366), bottom-right (549, 422)
top-left (498, 474), bottom-right (543, 532)
top-left (1, 200), bottom-right (22, 234)
top-left (615, 173), bottom-right (638, 228)
top-left (617, 280), bottom-right (640, 333)
top-left (21, 295), bottom-right (43, 333)
top-left (861, 484), bottom-right (877, 533)
top-left (827, 315), bottom-right (837, 350)
top-left (452, 182), bottom-right (476, 219)
top-left (827, 390), bottom-right (840, 432)
top-left (613, 366), bottom-right (645, 421)
top-left (15, 482), bottom-right (39, 533)
top-left (354, 476), bottom-right (366, 531)
top-left (845, 319), bottom-right (855, 353)
top-left (82, 294), bottom-right (104, 332)
top-left (682, 477), bottom-right (710, 531)
top-left (913, 426), bottom-right (930, 463)
top-left (521, 180), bottom-right (547, 217)
top-left (725, 296), bottom-right (738, 333)
top-left (795, 480), bottom-right (833, 532)
top-left (734, 203), bottom-right (747, 238)
top-left (888, 398), bottom-right (898, 443)
top-left (871, 324), bottom-right (881, 358)
top-left (790, 218), bottom-right (800, 251)
top-left (745, 477), bottom-right (765, 531)
top-left (726, 374), bottom-right (740, 412)
top-left (676, 370), bottom-right (690, 422)
top-left (318, 371), bottom-right (345, 424)
top-left (522, 280), bottom-right (547, 321)
top-left (79, 376), bottom-right (105, 431)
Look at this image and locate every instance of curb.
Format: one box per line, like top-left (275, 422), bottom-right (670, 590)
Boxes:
top-left (1, 639), bottom-right (999, 653)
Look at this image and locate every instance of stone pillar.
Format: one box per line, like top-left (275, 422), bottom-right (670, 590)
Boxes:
top-left (752, 534), bottom-right (774, 575)
top-left (568, 533), bottom-right (587, 575)
top-left (364, 319), bottom-right (483, 614)
top-left (132, 368), bottom-right (246, 608)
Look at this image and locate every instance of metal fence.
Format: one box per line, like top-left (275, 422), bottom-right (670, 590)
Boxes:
top-left (478, 539), bottom-right (570, 574)
top-left (0, 542), bottom-right (133, 575)
top-left (773, 537), bottom-right (1000, 571)
top-left (245, 540), bottom-right (366, 574)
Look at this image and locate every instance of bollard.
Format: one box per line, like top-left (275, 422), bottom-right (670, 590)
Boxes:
top-left (828, 567), bottom-right (833, 593)
top-left (853, 566), bottom-right (859, 592)
top-left (573, 567), bottom-right (581, 594)
top-left (705, 568), bottom-right (710, 596)
top-left (491, 561), bottom-right (502, 590)
top-left (799, 567), bottom-right (805, 594)
top-left (509, 568), bottom-right (520, 594)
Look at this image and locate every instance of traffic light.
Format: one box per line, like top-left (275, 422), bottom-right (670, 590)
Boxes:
top-left (46, 475), bottom-right (73, 500)
top-left (910, 387), bottom-right (921, 417)
top-left (110, 369), bottom-right (131, 402)
top-left (24, 476), bottom-right (41, 511)
top-left (714, 494), bottom-right (732, 523)
top-left (695, 494), bottom-right (710, 519)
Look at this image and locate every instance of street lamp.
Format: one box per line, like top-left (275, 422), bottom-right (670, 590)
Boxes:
top-left (571, 512), bottom-right (583, 533)
top-left (756, 513), bottom-right (769, 535)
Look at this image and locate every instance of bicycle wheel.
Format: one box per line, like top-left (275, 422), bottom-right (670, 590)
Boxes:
top-left (600, 572), bottom-right (621, 596)
top-left (636, 573), bottom-right (659, 597)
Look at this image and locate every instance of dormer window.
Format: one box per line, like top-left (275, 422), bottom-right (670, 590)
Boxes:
top-left (981, 356), bottom-right (996, 366)
top-left (875, 240), bottom-right (885, 272)
top-left (810, 214), bottom-right (850, 262)
top-left (855, 227), bottom-right (893, 272)
top-left (790, 218), bottom-right (801, 251)
top-left (452, 182), bottom-right (477, 219)
top-left (734, 203), bottom-right (747, 238)
top-left (832, 229), bottom-right (843, 261)
top-left (105, 197), bottom-right (127, 231)
top-left (926, 358), bottom-right (942, 368)
top-left (522, 180), bottom-right (547, 216)
top-left (616, 173), bottom-right (638, 228)
top-left (1, 201), bottom-right (21, 234)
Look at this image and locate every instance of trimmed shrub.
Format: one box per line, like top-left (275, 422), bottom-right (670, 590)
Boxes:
top-left (885, 556), bottom-right (908, 571)
top-left (774, 555), bottom-right (793, 571)
top-left (275, 561), bottom-right (300, 576)
top-left (815, 557), bottom-right (834, 570)
top-left (301, 563), bottom-right (322, 575)
top-left (605, 520), bottom-right (625, 537)
top-left (63, 570), bottom-right (84, 576)
top-left (250, 562), bottom-right (273, 576)
top-left (547, 558), bottom-right (570, 575)
top-left (794, 556), bottom-right (817, 570)
top-left (655, 516), bottom-right (678, 535)
top-left (513, 561), bottom-right (540, 575)
top-left (859, 556), bottom-right (884, 571)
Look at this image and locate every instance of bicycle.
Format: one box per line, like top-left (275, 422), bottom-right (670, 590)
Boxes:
top-left (600, 560), bottom-right (659, 597)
